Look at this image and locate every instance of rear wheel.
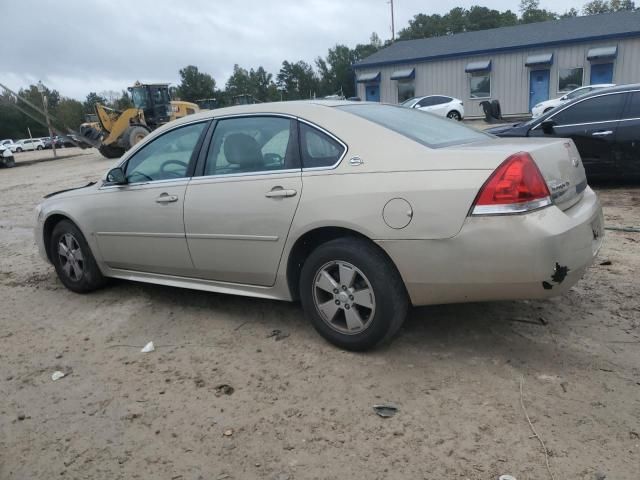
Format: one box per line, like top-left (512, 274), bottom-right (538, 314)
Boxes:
top-left (299, 237), bottom-right (408, 351)
top-left (16, 147), bottom-right (22, 153)
top-left (50, 220), bottom-right (106, 293)
top-left (447, 110), bottom-right (462, 121)
top-left (37, 145), bottom-right (43, 150)
top-left (98, 143), bottom-right (125, 159)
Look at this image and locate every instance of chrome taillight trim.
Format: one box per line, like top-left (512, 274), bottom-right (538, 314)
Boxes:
top-left (471, 196), bottom-right (552, 216)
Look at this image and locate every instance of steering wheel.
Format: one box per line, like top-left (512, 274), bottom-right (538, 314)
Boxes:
top-left (263, 152), bottom-right (283, 166)
top-left (159, 159), bottom-right (188, 178)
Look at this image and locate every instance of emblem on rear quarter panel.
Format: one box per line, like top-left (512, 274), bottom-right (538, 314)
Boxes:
top-left (572, 157), bottom-right (580, 167)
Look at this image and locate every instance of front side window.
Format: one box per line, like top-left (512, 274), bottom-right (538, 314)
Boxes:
top-left (338, 104), bottom-right (488, 148)
top-left (125, 122), bottom-right (206, 182)
top-left (551, 93), bottom-right (625, 126)
top-left (204, 116), bottom-right (298, 176)
top-left (558, 67), bottom-right (584, 92)
top-left (397, 80), bottom-right (415, 103)
top-left (299, 123), bottom-right (345, 168)
top-left (470, 72), bottom-right (491, 98)
top-left (624, 91), bottom-right (640, 119)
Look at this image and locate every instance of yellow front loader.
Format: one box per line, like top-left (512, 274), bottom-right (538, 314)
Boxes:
top-left (79, 82), bottom-right (199, 158)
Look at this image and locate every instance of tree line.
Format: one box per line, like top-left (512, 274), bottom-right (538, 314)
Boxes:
top-left (0, 0), bottom-right (635, 140)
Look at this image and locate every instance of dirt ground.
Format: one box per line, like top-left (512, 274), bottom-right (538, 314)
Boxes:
top-left (1, 151), bottom-right (639, 480)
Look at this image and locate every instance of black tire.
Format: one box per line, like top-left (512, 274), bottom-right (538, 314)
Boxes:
top-left (98, 143), bottom-right (125, 159)
top-left (299, 237), bottom-right (409, 351)
top-left (16, 147), bottom-right (23, 153)
top-left (50, 220), bottom-right (106, 293)
top-left (447, 110), bottom-right (462, 121)
top-left (37, 145), bottom-right (43, 150)
top-left (2, 156), bottom-right (16, 168)
top-left (121, 125), bottom-right (150, 150)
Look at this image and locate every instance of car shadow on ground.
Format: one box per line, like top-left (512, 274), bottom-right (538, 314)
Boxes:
top-left (106, 278), bottom-right (570, 368)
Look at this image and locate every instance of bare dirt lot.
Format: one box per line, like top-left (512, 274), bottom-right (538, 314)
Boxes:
top-left (1, 152), bottom-right (639, 480)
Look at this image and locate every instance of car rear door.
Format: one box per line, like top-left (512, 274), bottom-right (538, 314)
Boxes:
top-left (615, 90), bottom-right (640, 178)
top-left (530, 92), bottom-right (626, 179)
top-left (183, 115), bottom-right (302, 286)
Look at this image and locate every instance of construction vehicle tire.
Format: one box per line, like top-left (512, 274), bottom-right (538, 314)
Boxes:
top-left (98, 144), bottom-right (125, 159)
top-left (122, 125), bottom-right (150, 150)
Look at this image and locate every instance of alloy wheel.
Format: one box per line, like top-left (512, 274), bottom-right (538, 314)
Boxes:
top-left (312, 260), bottom-right (376, 335)
top-left (57, 233), bottom-right (84, 281)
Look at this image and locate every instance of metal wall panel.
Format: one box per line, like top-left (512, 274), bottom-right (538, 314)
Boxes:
top-left (355, 37), bottom-right (640, 118)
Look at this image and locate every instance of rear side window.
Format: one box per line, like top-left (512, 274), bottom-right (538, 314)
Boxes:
top-left (623, 91), bottom-right (640, 119)
top-left (299, 123), bottom-right (345, 168)
top-left (552, 93), bottom-right (626, 125)
top-left (338, 104), bottom-right (488, 148)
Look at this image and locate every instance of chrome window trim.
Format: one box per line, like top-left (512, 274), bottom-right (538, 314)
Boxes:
top-left (99, 177), bottom-right (191, 190)
top-left (297, 118), bottom-right (348, 171)
top-left (532, 90), bottom-right (636, 130)
top-left (189, 168), bottom-right (301, 183)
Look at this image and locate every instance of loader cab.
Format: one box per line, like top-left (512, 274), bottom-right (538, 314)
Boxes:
top-left (128, 83), bottom-right (171, 128)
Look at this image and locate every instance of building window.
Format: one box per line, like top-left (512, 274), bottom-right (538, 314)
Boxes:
top-left (397, 80), bottom-right (415, 103)
top-left (558, 67), bottom-right (584, 92)
top-left (469, 72), bottom-right (491, 99)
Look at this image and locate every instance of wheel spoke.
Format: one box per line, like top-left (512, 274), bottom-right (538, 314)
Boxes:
top-left (58, 242), bottom-right (69, 258)
top-left (316, 270), bottom-right (338, 293)
top-left (62, 261), bottom-right (72, 277)
top-left (338, 263), bottom-right (356, 288)
top-left (72, 248), bottom-right (84, 262)
top-left (317, 300), bottom-right (340, 322)
top-left (352, 288), bottom-right (374, 309)
top-left (70, 261), bottom-right (82, 280)
top-left (344, 307), bottom-right (365, 331)
top-left (64, 234), bottom-right (74, 250)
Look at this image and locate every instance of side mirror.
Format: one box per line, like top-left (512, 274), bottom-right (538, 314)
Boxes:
top-left (106, 167), bottom-right (127, 184)
top-left (540, 120), bottom-right (556, 135)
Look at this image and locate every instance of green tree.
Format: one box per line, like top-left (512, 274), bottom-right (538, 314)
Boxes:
top-left (583, 0), bottom-right (636, 13)
top-left (316, 45), bottom-right (358, 97)
top-left (560, 7), bottom-right (580, 17)
top-left (55, 98), bottom-right (85, 131)
top-left (225, 64), bottom-right (253, 98)
top-left (277, 60), bottom-right (318, 100)
top-left (83, 92), bottom-right (107, 114)
top-left (113, 90), bottom-right (133, 110)
top-left (467, 6), bottom-right (517, 31)
top-left (176, 65), bottom-right (216, 102)
top-left (519, 0), bottom-right (557, 23)
top-left (248, 66), bottom-right (278, 101)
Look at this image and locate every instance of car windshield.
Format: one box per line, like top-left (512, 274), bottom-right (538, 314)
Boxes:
top-left (337, 104), bottom-right (488, 148)
top-left (400, 97), bottom-right (419, 107)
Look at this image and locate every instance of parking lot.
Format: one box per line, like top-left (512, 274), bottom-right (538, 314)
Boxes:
top-left (1, 151), bottom-right (639, 479)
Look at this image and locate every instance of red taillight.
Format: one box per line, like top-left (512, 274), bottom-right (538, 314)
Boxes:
top-left (471, 152), bottom-right (551, 215)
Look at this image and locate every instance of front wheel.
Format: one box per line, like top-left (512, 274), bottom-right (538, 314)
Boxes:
top-left (16, 147), bottom-right (23, 153)
top-left (299, 237), bottom-right (408, 351)
top-left (50, 220), bottom-right (106, 293)
top-left (447, 110), bottom-right (462, 121)
top-left (37, 145), bottom-right (43, 150)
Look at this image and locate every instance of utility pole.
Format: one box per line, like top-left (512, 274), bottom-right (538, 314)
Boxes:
top-left (37, 81), bottom-right (57, 158)
top-left (389, 0), bottom-right (395, 41)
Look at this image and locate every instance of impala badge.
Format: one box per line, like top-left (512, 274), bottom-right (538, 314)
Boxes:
top-left (572, 157), bottom-right (580, 167)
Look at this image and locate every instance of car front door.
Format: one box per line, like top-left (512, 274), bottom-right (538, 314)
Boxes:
top-left (530, 92), bottom-right (626, 178)
top-left (89, 121), bottom-right (209, 275)
top-left (615, 90), bottom-right (640, 178)
top-left (184, 115), bottom-right (302, 286)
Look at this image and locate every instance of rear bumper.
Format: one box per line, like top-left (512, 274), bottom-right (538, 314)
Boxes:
top-left (378, 187), bottom-right (604, 306)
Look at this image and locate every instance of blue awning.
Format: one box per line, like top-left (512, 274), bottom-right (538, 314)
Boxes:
top-left (356, 72), bottom-right (381, 83)
top-left (465, 60), bottom-right (491, 72)
top-left (525, 53), bottom-right (553, 66)
top-left (587, 46), bottom-right (617, 60)
top-left (390, 68), bottom-right (415, 80)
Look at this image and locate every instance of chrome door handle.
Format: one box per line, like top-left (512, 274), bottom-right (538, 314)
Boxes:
top-left (156, 194), bottom-right (178, 203)
top-left (265, 188), bottom-right (297, 198)
top-left (592, 130), bottom-right (613, 137)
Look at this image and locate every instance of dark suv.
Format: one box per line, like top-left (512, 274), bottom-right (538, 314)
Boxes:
top-left (487, 84), bottom-right (640, 180)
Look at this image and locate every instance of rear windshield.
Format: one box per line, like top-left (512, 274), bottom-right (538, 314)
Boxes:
top-left (337, 104), bottom-right (489, 148)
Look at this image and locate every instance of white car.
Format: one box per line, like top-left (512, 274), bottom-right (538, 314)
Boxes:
top-left (11, 138), bottom-right (45, 152)
top-left (531, 84), bottom-right (615, 118)
top-left (401, 95), bottom-right (465, 120)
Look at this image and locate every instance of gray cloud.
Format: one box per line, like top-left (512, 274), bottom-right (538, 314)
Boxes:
top-left (1, 0), bottom-right (578, 99)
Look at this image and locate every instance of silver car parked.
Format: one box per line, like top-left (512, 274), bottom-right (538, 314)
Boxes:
top-left (35, 101), bottom-right (604, 350)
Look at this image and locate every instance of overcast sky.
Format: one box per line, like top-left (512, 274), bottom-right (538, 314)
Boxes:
top-left (2, 0), bottom-right (582, 100)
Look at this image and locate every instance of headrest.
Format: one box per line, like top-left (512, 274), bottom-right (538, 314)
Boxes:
top-left (223, 133), bottom-right (263, 169)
